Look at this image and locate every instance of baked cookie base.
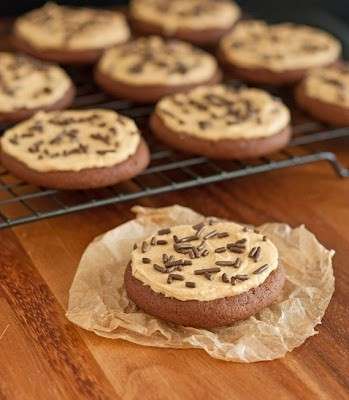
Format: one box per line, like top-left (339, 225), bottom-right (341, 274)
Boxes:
top-left (1, 138), bottom-right (150, 190)
top-left (150, 113), bottom-right (291, 159)
top-left (130, 16), bottom-right (236, 47)
top-left (94, 68), bottom-right (222, 103)
top-left (13, 33), bottom-right (111, 64)
top-left (295, 82), bottom-right (349, 126)
top-left (218, 49), bottom-right (339, 86)
top-left (124, 263), bottom-right (285, 329)
top-left (0, 85), bottom-right (76, 124)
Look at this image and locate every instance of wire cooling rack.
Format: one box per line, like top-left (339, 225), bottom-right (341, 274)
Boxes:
top-left (0, 65), bottom-right (349, 229)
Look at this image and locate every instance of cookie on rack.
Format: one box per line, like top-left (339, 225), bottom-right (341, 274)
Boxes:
top-left (95, 36), bottom-right (222, 103)
top-left (295, 65), bottom-right (349, 126)
top-left (0, 52), bottom-right (75, 123)
top-left (150, 84), bottom-right (291, 159)
top-left (0, 109), bottom-right (150, 190)
top-left (129, 0), bottom-right (241, 46)
top-left (218, 20), bottom-right (341, 85)
top-left (125, 220), bottom-right (285, 328)
top-left (13, 2), bottom-right (130, 64)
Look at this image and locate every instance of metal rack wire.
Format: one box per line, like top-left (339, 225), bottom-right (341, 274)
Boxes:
top-left (0, 66), bottom-right (349, 229)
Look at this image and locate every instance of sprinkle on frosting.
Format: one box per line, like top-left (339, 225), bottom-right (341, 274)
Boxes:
top-left (130, 0), bottom-right (240, 33)
top-left (1, 109), bottom-right (140, 172)
top-left (155, 85), bottom-right (290, 141)
top-left (15, 2), bottom-right (130, 50)
top-left (220, 20), bottom-right (341, 72)
top-left (131, 221), bottom-right (279, 301)
top-left (97, 36), bottom-right (218, 86)
top-left (0, 52), bottom-right (72, 113)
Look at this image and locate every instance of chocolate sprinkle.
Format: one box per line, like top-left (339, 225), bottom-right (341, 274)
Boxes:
top-left (185, 282), bottom-right (196, 288)
top-left (215, 247), bottom-right (227, 253)
top-left (150, 236), bottom-right (156, 246)
top-left (217, 232), bottom-right (229, 238)
top-left (194, 267), bottom-right (221, 275)
top-left (156, 240), bottom-right (168, 245)
top-left (142, 257), bottom-right (151, 264)
top-left (221, 273), bottom-right (229, 283)
top-left (169, 273), bottom-right (184, 281)
top-left (153, 264), bottom-right (166, 273)
top-left (215, 261), bottom-right (234, 266)
top-left (158, 228), bottom-right (171, 235)
top-left (203, 230), bottom-right (217, 240)
top-left (249, 246), bottom-right (261, 262)
top-left (253, 264), bottom-right (269, 274)
top-left (234, 274), bottom-right (249, 281)
top-left (193, 222), bottom-right (205, 231)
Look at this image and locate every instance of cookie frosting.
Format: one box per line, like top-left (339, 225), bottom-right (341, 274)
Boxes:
top-left (155, 85), bottom-right (290, 140)
top-left (220, 20), bottom-right (341, 72)
top-left (98, 36), bottom-right (218, 86)
top-left (1, 110), bottom-right (140, 172)
top-left (131, 221), bottom-right (278, 301)
top-left (0, 52), bottom-right (72, 113)
top-left (303, 65), bottom-right (349, 107)
top-left (14, 2), bottom-right (130, 50)
top-left (130, 0), bottom-right (240, 33)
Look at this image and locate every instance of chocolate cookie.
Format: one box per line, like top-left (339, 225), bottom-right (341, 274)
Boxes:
top-left (150, 85), bottom-right (291, 159)
top-left (218, 20), bottom-right (341, 85)
top-left (130, 0), bottom-right (240, 46)
top-left (95, 36), bottom-right (222, 103)
top-left (1, 109), bottom-right (150, 189)
top-left (295, 65), bottom-right (349, 126)
top-left (0, 52), bottom-right (75, 123)
top-left (125, 221), bottom-right (285, 328)
top-left (13, 2), bottom-right (130, 64)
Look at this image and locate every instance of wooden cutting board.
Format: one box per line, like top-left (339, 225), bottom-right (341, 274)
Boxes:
top-left (0, 138), bottom-right (348, 400)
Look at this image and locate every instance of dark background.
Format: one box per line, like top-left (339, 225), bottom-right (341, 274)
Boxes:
top-left (2, 1), bottom-right (348, 56)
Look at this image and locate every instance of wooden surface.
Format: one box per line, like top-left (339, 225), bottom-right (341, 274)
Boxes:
top-left (0, 137), bottom-right (348, 400)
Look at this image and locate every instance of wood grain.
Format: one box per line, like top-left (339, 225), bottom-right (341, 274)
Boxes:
top-left (1, 139), bottom-right (349, 399)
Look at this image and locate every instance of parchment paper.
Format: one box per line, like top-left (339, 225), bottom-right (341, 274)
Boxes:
top-left (66, 205), bottom-right (335, 362)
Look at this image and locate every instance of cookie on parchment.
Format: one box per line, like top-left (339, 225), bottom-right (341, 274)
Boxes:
top-left (125, 221), bottom-right (285, 328)
top-left (130, 0), bottom-right (241, 46)
top-left (0, 109), bottom-right (150, 190)
top-left (13, 2), bottom-right (130, 64)
top-left (295, 65), bottom-right (349, 126)
top-left (95, 36), bottom-right (222, 103)
top-left (0, 52), bottom-right (75, 123)
top-left (150, 85), bottom-right (291, 159)
top-left (218, 20), bottom-right (341, 85)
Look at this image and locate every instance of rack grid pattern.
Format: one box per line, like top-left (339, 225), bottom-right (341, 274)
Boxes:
top-left (0, 67), bottom-right (349, 229)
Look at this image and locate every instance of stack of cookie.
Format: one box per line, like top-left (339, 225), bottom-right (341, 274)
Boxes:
top-left (0, 0), bottom-right (344, 190)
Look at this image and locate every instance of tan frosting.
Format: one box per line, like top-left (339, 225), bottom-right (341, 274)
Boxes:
top-left (220, 20), bottom-right (341, 72)
top-left (130, 0), bottom-right (240, 33)
top-left (98, 36), bottom-right (218, 86)
top-left (304, 66), bottom-right (349, 107)
top-left (15, 2), bottom-right (130, 50)
top-left (0, 52), bottom-right (72, 113)
top-left (155, 85), bottom-right (290, 140)
top-left (1, 109), bottom-right (140, 172)
top-left (131, 221), bottom-right (278, 301)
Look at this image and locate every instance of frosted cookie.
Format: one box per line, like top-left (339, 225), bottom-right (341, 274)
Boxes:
top-left (13, 2), bottom-right (130, 64)
top-left (95, 36), bottom-right (221, 103)
top-left (125, 221), bottom-right (285, 328)
top-left (130, 0), bottom-right (240, 46)
top-left (1, 109), bottom-right (150, 189)
top-left (295, 65), bottom-right (349, 126)
top-left (150, 85), bottom-right (291, 159)
top-left (219, 20), bottom-right (341, 85)
top-left (0, 52), bottom-right (75, 123)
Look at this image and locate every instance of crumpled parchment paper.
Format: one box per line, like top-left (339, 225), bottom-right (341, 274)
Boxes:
top-left (66, 205), bottom-right (335, 362)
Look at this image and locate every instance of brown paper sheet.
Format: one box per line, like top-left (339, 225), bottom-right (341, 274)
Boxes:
top-left (66, 205), bottom-right (335, 362)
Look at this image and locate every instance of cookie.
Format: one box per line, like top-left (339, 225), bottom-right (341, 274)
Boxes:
top-left (0, 109), bottom-right (150, 190)
top-left (95, 36), bottom-right (222, 103)
top-left (130, 0), bottom-right (240, 46)
top-left (0, 52), bottom-right (75, 123)
top-left (125, 221), bottom-right (285, 328)
top-left (295, 65), bottom-right (349, 126)
top-left (150, 85), bottom-right (291, 159)
top-left (13, 2), bottom-right (130, 64)
top-left (218, 20), bottom-right (341, 85)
